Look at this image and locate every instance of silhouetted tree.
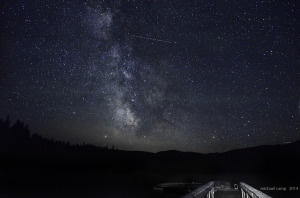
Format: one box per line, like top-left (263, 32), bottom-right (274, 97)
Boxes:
top-left (0, 118), bottom-right (4, 135)
top-left (11, 120), bottom-right (30, 140)
top-left (3, 115), bottom-right (11, 132)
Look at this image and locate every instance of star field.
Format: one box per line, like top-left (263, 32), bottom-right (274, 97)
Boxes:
top-left (0, 0), bottom-right (299, 153)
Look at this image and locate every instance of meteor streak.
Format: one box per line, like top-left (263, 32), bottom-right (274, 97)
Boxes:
top-left (131, 34), bottom-right (177, 44)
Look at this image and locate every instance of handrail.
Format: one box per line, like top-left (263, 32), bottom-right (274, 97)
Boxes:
top-left (240, 182), bottom-right (272, 198)
top-left (182, 181), bottom-right (214, 198)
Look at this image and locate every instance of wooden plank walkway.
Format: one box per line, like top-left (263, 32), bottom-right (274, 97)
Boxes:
top-left (215, 190), bottom-right (241, 198)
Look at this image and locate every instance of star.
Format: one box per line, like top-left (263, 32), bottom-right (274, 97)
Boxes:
top-left (0, 0), bottom-right (298, 153)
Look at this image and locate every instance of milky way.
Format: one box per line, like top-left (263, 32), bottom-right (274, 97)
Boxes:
top-left (0, 0), bottom-right (299, 153)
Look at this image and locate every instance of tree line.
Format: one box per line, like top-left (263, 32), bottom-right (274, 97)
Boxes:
top-left (0, 116), bottom-right (117, 156)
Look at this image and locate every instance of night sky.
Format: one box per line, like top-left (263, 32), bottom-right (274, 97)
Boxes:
top-left (0, 0), bottom-right (299, 153)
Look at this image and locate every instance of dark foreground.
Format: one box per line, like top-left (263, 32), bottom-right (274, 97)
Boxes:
top-left (1, 145), bottom-right (299, 198)
top-left (0, 170), bottom-right (299, 198)
top-left (0, 119), bottom-right (299, 197)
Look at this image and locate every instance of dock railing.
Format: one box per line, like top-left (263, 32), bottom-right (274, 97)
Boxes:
top-left (240, 182), bottom-right (272, 198)
top-left (182, 181), bottom-right (214, 198)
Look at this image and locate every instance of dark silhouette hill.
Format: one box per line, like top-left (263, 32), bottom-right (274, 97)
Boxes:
top-left (0, 116), bottom-right (299, 198)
